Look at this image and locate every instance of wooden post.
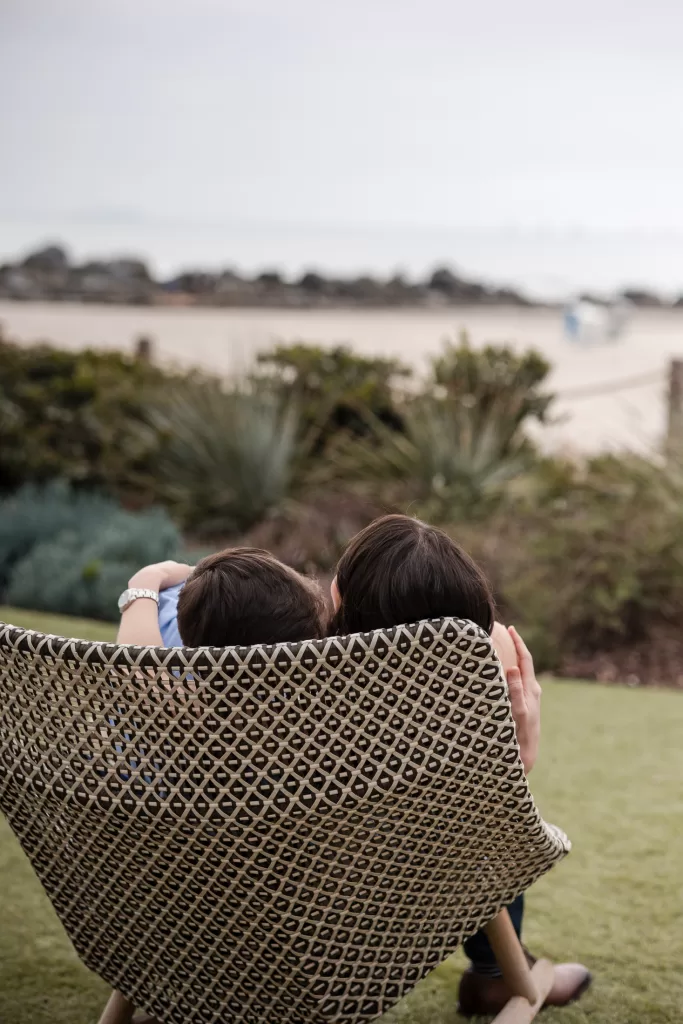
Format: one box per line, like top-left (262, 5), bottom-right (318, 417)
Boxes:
top-left (135, 335), bottom-right (154, 363)
top-left (666, 358), bottom-right (683, 460)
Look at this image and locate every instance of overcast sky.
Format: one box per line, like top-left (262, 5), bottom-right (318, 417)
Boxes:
top-left (2, 0), bottom-right (683, 281)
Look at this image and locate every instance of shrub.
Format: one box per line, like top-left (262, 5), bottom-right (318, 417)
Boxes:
top-left (256, 343), bottom-right (409, 450)
top-left (0, 332), bottom-right (168, 499)
top-left (148, 378), bottom-right (305, 536)
top-left (456, 454), bottom-right (683, 677)
top-left (525, 455), bottom-right (683, 647)
top-left (306, 340), bottom-right (553, 521)
top-left (1, 482), bottom-right (182, 621)
top-left (0, 481), bottom-right (116, 588)
top-left (323, 395), bottom-right (534, 522)
top-left (431, 339), bottom-right (553, 454)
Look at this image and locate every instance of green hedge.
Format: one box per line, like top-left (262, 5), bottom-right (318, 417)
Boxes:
top-left (0, 334), bottom-right (168, 499)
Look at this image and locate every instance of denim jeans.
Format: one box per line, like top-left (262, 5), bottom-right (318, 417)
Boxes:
top-left (462, 894), bottom-right (524, 976)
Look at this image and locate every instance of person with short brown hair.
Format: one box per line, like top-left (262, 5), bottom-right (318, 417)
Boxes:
top-left (117, 548), bottom-right (327, 648)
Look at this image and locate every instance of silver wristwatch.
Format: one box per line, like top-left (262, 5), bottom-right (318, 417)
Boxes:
top-left (117, 588), bottom-right (160, 613)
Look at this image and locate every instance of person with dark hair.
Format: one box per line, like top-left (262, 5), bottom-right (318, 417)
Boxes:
top-left (329, 514), bottom-right (592, 1016)
top-left (117, 548), bottom-right (327, 648)
top-left (330, 512), bottom-right (496, 635)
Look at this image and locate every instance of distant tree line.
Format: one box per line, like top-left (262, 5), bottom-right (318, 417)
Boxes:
top-left (0, 243), bottom-right (538, 308)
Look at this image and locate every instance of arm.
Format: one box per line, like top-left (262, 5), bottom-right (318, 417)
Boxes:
top-left (117, 561), bottom-right (193, 646)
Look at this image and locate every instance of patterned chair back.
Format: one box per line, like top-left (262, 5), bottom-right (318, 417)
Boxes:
top-left (0, 617), bottom-right (569, 1024)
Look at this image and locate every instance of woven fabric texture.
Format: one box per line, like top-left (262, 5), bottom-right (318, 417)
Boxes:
top-left (0, 617), bottom-right (569, 1024)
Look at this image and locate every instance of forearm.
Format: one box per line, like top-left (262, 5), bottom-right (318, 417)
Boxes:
top-left (117, 598), bottom-right (163, 646)
top-left (117, 561), bottom-right (192, 647)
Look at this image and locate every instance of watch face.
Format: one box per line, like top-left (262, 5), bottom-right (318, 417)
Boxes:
top-left (118, 590), bottom-right (131, 612)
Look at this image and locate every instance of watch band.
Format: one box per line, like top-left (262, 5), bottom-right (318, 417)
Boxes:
top-left (118, 587), bottom-right (160, 613)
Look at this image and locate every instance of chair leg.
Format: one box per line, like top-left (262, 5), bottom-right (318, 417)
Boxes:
top-left (490, 960), bottom-right (554, 1023)
top-left (97, 990), bottom-right (135, 1024)
top-left (483, 909), bottom-right (555, 1023)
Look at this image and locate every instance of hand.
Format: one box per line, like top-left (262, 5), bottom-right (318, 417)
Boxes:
top-left (505, 626), bottom-right (542, 774)
top-left (128, 560), bottom-right (193, 593)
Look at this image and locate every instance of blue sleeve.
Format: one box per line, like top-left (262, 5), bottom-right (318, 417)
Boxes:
top-left (158, 583), bottom-right (184, 647)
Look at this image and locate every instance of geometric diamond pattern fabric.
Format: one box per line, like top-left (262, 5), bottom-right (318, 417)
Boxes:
top-left (0, 617), bottom-right (569, 1024)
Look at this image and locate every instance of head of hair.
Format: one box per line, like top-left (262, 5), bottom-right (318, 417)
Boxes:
top-left (177, 547), bottom-right (327, 647)
top-left (330, 514), bottom-right (495, 635)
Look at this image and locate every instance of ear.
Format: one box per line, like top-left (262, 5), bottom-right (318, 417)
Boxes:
top-left (331, 576), bottom-right (341, 612)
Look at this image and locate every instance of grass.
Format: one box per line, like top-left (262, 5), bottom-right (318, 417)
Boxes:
top-left (1, 608), bottom-right (682, 1024)
top-left (0, 606), bottom-right (117, 643)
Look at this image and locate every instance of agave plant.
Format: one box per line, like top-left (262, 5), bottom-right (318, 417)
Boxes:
top-left (150, 378), bottom-right (305, 536)
top-left (325, 392), bottom-right (533, 521)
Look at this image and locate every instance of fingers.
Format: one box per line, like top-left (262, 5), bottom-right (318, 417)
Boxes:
top-left (508, 626), bottom-right (541, 694)
top-left (508, 625), bottom-right (532, 669)
top-left (506, 666), bottom-right (527, 721)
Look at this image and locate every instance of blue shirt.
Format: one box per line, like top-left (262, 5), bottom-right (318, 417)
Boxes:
top-left (158, 583), bottom-right (184, 646)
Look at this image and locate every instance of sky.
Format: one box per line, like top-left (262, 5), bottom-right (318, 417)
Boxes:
top-left (2, 0), bottom-right (683, 288)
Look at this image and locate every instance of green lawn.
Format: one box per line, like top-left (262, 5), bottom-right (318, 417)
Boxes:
top-left (1, 608), bottom-right (682, 1024)
top-left (0, 606), bottom-right (117, 643)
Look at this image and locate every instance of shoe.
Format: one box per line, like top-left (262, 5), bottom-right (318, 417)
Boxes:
top-left (457, 950), bottom-right (592, 1016)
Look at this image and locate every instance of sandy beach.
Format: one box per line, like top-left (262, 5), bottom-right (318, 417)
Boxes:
top-left (2, 300), bottom-right (681, 453)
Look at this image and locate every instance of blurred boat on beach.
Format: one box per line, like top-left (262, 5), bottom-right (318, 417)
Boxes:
top-left (562, 298), bottom-right (633, 344)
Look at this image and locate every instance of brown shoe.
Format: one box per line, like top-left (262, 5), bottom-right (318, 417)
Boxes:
top-left (458, 951), bottom-right (592, 1017)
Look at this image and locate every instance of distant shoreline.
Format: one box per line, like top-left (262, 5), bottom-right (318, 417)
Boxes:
top-left (2, 242), bottom-right (676, 312)
top-left (0, 295), bottom-right (558, 313)
top-left (0, 242), bottom-right (533, 309)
